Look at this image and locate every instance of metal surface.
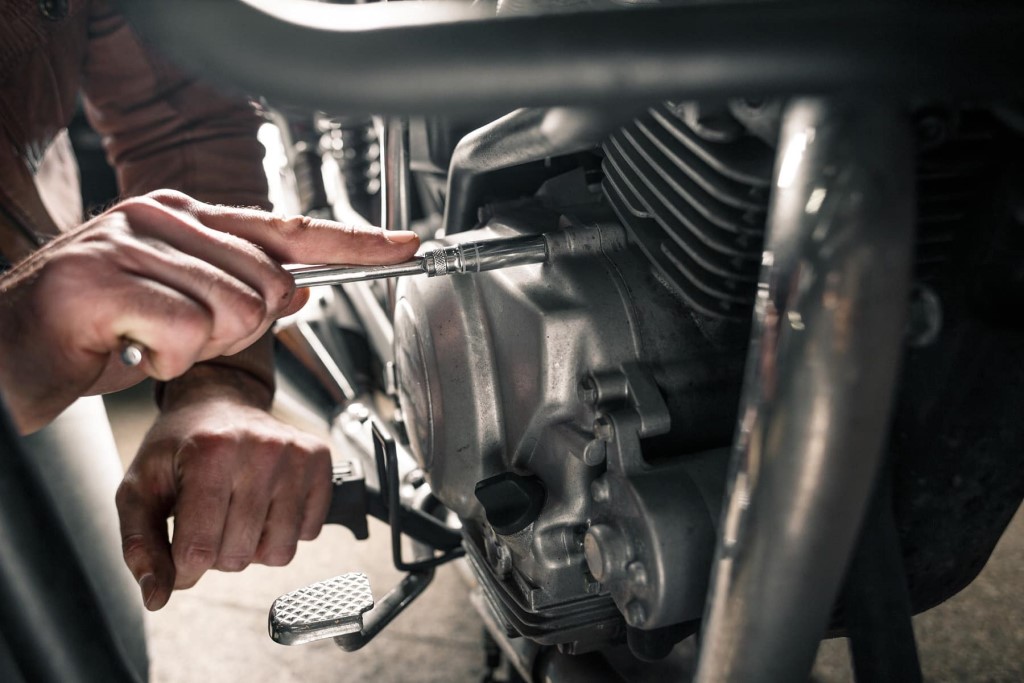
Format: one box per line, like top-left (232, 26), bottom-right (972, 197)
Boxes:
top-left (693, 99), bottom-right (915, 683)
top-left (268, 573), bottom-right (374, 646)
top-left (117, 1), bottom-right (1024, 114)
top-left (119, 340), bottom-right (144, 367)
top-left (275, 312), bottom-right (357, 403)
top-left (445, 107), bottom-right (630, 233)
top-left (334, 568), bottom-right (434, 652)
top-left (601, 102), bottom-right (772, 320)
top-left (395, 213), bottom-right (745, 651)
top-left (382, 117), bottom-right (411, 234)
top-left (288, 233), bottom-right (549, 287)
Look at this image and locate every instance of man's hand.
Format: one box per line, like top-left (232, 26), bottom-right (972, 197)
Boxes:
top-left (116, 369), bottom-right (332, 611)
top-left (0, 190), bottom-right (418, 433)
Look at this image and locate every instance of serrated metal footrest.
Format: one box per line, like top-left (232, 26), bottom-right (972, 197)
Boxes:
top-left (269, 572), bottom-right (374, 646)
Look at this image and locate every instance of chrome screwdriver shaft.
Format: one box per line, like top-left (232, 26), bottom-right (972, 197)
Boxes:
top-left (287, 233), bottom-right (549, 288)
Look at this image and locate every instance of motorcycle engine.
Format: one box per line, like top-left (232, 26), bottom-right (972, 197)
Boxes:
top-left (391, 98), bottom-right (1024, 660)
top-left (394, 209), bottom-right (749, 654)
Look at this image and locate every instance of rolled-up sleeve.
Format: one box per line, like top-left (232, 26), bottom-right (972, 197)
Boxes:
top-left (79, 1), bottom-right (276, 397)
top-left (79, 1), bottom-right (270, 210)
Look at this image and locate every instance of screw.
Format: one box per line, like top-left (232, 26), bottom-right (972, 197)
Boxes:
top-left (584, 524), bottom-right (623, 584)
top-left (591, 478), bottom-right (611, 503)
top-left (627, 561), bottom-right (648, 588)
top-left (593, 415), bottom-right (615, 442)
top-left (494, 544), bottom-right (512, 580)
top-left (345, 402), bottom-right (370, 422)
top-left (404, 469), bottom-right (426, 488)
top-left (625, 600), bottom-right (647, 627)
top-left (583, 439), bottom-right (607, 466)
top-left (578, 377), bottom-right (598, 405)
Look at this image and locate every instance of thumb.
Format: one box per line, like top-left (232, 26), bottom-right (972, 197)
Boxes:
top-left (116, 476), bottom-right (176, 611)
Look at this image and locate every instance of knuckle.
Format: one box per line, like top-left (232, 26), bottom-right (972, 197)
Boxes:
top-left (114, 480), bottom-right (136, 511)
top-left (185, 430), bottom-right (240, 458)
top-left (234, 288), bottom-right (268, 333)
top-left (121, 533), bottom-right (149, 562)
top-left (299, 524), bottom-right (322, 542)
top-left (269, 269), bottom-right (295, 306)
top-left (177, 541), bottom-right (218, 570)
top-left (216, 554), bottom-right (251, 573)
top-left (260, 544), bottom-right (297, 567)
top-left (277, 214), bottom-right (312, 239)
top-left (114, 196), bottom-right (166, 222)
top-left (145, 189), bottom-right (191, 209)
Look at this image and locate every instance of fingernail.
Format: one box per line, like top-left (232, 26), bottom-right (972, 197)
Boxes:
top-left (388, 231), bottom-right (418, 244)
top-left (139, 573), bottom-right (156, 609)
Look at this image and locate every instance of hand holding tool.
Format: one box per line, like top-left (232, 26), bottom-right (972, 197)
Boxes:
top-left (120, 233), bottom-right (549, 367)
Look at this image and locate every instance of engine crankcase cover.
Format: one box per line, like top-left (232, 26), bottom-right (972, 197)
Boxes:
top-left (395, 209), bottom-right (745, 641)
top-left (393, 217), bottom-right (642, 520)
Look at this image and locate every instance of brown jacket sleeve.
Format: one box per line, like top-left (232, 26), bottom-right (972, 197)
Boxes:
top-left (79, 1), bottom-right (275, 400)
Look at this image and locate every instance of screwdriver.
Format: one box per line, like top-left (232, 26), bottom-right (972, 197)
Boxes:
top-left (119, 233), bottom-right (549, 366)
top-left (286, 232), bottom-right (549, 288)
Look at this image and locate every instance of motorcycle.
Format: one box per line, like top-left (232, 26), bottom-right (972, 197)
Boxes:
top-left (4, 1), bottom-right (1023, 681)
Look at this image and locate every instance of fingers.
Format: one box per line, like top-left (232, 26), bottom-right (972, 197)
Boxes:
top-left (119, 198), bottom-right (297, 322)
top-left (170, 437), bottom-right (234, 590)
top-left (299, 448), bottom-right (333, 541)
top-left (105, 229), bottom-right (273, 357)
top-left (146, 190), bottom-right (420, 266)
top-left (128, 402), bottom-right (335, 598)
top-left (116, 468), bottom-right (175, 612)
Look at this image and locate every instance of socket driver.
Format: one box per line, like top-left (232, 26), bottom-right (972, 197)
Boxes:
top-left (286, 232), bottom-right (549, 288)
top-left (119, 233), bottom-right (549, 366)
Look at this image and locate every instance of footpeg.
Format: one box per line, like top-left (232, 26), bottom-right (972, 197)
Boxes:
top-left (270, 423), bottom-right (462, 651)
top-left (269, 572), bottom-right (374, 646)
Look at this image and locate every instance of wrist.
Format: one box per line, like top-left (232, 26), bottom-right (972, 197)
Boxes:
top-left (157, 363), bottom-right (274, 412)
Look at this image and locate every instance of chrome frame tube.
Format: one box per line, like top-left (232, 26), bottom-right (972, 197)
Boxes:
top-left (117, 1), bottom-right (1024, 114)
top-left (382, 117), bottom-right (411, 234)
top-left (694, 99), bottom-right (915, 683)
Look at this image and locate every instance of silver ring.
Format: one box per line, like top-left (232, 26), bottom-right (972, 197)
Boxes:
top-left (120, 340), bottom-right (145, 367)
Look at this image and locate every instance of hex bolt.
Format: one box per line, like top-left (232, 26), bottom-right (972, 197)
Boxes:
top-left (627, 561), bottom-right (648, 588)
top-left (578, 377), bottom-right (598, 405)
top-left (591, 478), bottom-right (611, 503)
top-left (404, 468), bottom-right (426, 488)
top-left (593, 415), bottom-right (615, 442)
top-left (583, 439), bottom-right (607, 466)
top-left (494, 543), bottom-right (513, 580)
top-left (583, 524), bottom-right (623, 584)
top-left (625, 600), bottom-right (648, 627)
top-left (345, 402), bottom-right (370, 423)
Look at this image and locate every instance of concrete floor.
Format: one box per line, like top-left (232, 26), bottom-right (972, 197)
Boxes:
top-left (104, 384), bottom-right (1023, 683)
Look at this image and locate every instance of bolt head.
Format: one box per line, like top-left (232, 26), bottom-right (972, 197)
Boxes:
top-left (627, 561), bottom-right (648, 588)
top-left (494, 544), bottom-right (513, 579)
top-left (583, 524), bottom-right (623, 584)
top-left (345, 402), bottom-right (370, 422)
top-left (578, 377), bottom-right (598, 405)
top-left (625, 600), bottom-right (647, 627)
top-left (591, 478), bottom-right (611, 503)
top-left (583, 439), bottom-right (607, 466)
top-left (593, 415), bottom-right (614, 441)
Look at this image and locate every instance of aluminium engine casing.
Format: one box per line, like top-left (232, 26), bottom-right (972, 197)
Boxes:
top-left (393, 207), bottom-right (744, 642)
